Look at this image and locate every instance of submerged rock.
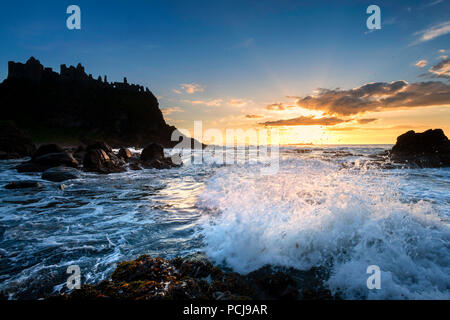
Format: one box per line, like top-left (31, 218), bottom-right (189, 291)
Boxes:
top-left (118, 148), bottom-right (132, 161)
top-left (83, 148), bottom-right (125, 174)
top-left (86, 141), bottom-right (113, 154)
top-left (32, 152), bottom-right (79, 168)
top-left (140, 143), bottom-right (164, 162)
top-left (5, 180), bottom-right (41, 189)
top-left (32, 144), bottom-right (65, 160)
top-left (390, 129), bottom-right (450, 168)
top-left (42, 166), bottom-right (80, 182)
top-left (140, 143), bottom-right (181, 169)
top-left (15, 144), bottom-right (79, 172)
top-left (52, 255), bottom-right (336, 301)
top-left (72, 146), bottom-right (86, 163)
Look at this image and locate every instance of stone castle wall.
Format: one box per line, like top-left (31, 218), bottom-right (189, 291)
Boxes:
top-left (7, 57), bottom-right (149, 93)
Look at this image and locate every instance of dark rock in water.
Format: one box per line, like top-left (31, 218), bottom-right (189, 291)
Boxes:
top-left (140, 143), bottom-right (164, 162)
top-left (141, 158), bottom-right (177, 170)
top-left (52, 255), bottom-right (337, 301)
top-left (83, 148), bottom-right (125, 174)
top-left (129, 162), bottom-right (142, 171)
top-left (5, 181), bottom-right (41, 189)
top-left (118, 147), bottom-right (132, 161)
top-left (32, 152), bottom-right (79, 168)
top-left (15, 162), bottom-right (46, 173)
top-left (72, 146), bottom-right (86, 163)
top-left (15, 144), bottom-right (79, 172)
top-left (390, 129), bottom-right (450, 168)
top-left (32, 144), bottom-right (65, 160)
top-left (0, 122), bottom-right (36, 159)
top-left (42, 166), bottom-right (80, 182)
top-left (140, 143), bottom-right (181, 169)
top-left (87, 141), bottom-right (113, 154)
top-left (247, 267), bottom-right (299, 300)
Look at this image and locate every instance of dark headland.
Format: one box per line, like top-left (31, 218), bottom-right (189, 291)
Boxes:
top-left (0, 57), bottom-right (193, 148)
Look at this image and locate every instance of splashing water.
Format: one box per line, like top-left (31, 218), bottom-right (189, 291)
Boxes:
top-left (0, 145), bottom-right (449, 299)
top-left (197, 151), bottom-right (450, 299)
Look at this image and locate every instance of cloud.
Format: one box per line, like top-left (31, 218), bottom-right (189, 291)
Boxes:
top-left (172, 89), bottom-right (182, 94)
top-left (245, 114), bottom-right (264, 119)
top-left (182, 99), bottom-right (223, 106)
top-left (261, 116), bottom-right (348, 127)
top-left (415, 59), bottom-right (428, 68)
top-left (293, 80), bottom-right (450, 116)
top-left (180, 83), bottom-right (204, 94)
top-left (356, 118), bottom-right (378, 124)
top-left (413, 21), bottom-right (450, 44)
top-left (428, 59), bottom-right (450, 78)
top-left (161, 107), bottom-right (184, 115)
top-left (229, 99), bottom-right (248, 107)
top-left (422, 0), bottom-right (443, 8)
top-left (265, 103), bottom-right (296, 111)
top-left (439, 49), bottom-right (446, 53)
top-left (326, 125), bottom-right (429, 132)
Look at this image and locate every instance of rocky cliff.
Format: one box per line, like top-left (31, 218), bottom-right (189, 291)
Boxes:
top-left (0, 57), bottom-right (189, 148)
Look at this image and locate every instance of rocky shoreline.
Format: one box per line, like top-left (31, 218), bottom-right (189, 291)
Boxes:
top-left (1, 122), bottom-right (181, 189)
top-left (50, 255), bottom-right (336, 300)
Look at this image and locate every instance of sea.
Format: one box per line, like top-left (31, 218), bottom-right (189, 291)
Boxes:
top-left (0, 145), bottom-right (449, 299)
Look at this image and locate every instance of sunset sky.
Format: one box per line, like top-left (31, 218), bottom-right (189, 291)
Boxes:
top-left (0, 0), bottom-right (449, 144)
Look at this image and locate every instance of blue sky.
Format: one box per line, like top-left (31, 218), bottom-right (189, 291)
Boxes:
top-left (0, 0), bottom-right (449, 143)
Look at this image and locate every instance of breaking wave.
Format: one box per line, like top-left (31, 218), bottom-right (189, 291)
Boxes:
top-left (198, 157), bottom-right (450, 299)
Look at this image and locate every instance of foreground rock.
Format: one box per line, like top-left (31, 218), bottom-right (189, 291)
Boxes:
top-left (0, 122), bottom-right (36, 159)
top-left (42, 166), bottom-right (80, 182)
top-left (118, 148), bottom-right (132, 161)
top-left (5, 180), bottom-right (41, 189)
top-left (390, 129), bottom-right (450, 168)
top-left (16, 144), bottom-right (79, 172)
top-left (83, 142), bottom-right (125, 174)
top-left (52, 255), bottom-right (335, 300)
top-left (139, 143), bottom-right (181, 169)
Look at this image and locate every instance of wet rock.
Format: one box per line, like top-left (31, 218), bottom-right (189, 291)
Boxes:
top-left (141, 158), bottom-right (177, 169)
top-left (54, 255), bottom-right (337, 301)
top-left (72, 146), bottom-right (86, 163)
top-left (15, 162), bottom-right (47, 173)
top-left (140, 143), bottom-right (181, 169)
top-left (118, 148), bottom-right (132, 161)
top-left (15, 144), bottom-right (79, 172)
top-left (247, 266), bottom-right (298, 300)
top-left (86, 141), bottom-right (113, 154)
top-left (42, 166), bottom-right (80, 182)
top-left (5, 181), bottom-right (41, 189)
top-left (390, 129), bottom-right (450, 168)
top-left (140, 143), bottom-right (164, 162)
top-left (0, 122), bottom-right (36, 159)
top-left (129, 162), bottom-right (142, 171)
top-left (32, 152), bottom-right (79, 168)
top-left (83, 149), bottom-right (125, 174)
top-left (32, 144), bottom-right (65, 160)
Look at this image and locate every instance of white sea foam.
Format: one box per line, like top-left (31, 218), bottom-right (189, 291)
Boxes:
top-left (198, 158), bottom-right (450, 299)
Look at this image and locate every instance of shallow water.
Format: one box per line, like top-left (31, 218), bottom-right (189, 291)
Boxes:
top-left (0, 145), bottom-right (449, 299)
